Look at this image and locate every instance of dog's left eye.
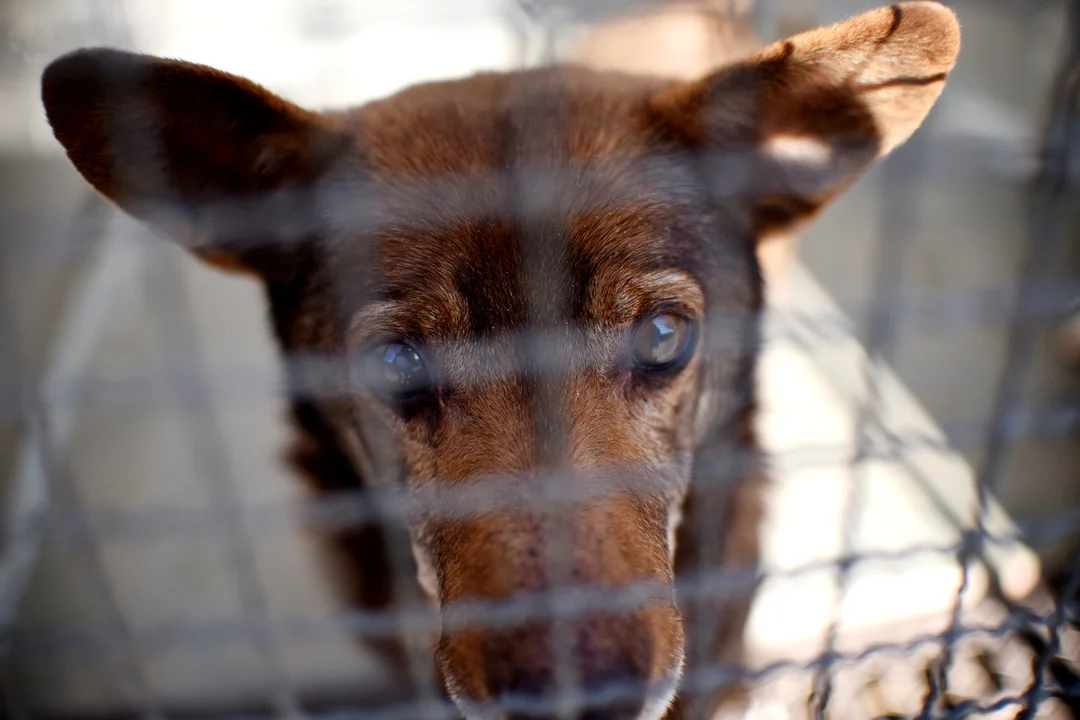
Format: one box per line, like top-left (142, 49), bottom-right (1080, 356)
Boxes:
top-left (632, 313), bottom-right (697, 373)
top-left (357, 342), bottom-right (433, 402)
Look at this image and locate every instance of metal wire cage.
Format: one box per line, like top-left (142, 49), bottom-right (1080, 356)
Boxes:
top-left (1, 0), bottom-right (1079, 718)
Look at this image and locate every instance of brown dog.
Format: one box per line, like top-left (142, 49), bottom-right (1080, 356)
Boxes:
top-left (40, 3), bottom-right (959, 718)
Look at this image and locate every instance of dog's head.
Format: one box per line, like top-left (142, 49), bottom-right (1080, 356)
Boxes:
top-left (42, 4), bottom-right (958, 718)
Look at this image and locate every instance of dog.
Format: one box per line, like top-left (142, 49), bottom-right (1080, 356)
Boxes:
top-left (40, 3), bottom-right (959, 718)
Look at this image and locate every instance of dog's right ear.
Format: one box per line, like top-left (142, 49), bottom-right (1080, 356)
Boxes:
top-left (649, 1), bottom-right (961, 236)
top-left (42, 48), bottom-right (349, 275)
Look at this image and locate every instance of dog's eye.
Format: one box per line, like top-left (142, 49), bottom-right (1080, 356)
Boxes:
top-left (632, 313), bottom-right (696, 372)
top-left (358, 342), bottom-right (432, 402)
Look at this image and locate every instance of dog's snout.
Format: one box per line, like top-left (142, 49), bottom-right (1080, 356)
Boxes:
top-left (505, 707), bottom-right (643, 720)
top-left (577, 710), bottom-right (642, 720)
top-left (492, 619), bottom-right (648, 690)
top-left (433, 499), bottom-right (683, 719)
top-left (440, 611), bottom-right (675, 720)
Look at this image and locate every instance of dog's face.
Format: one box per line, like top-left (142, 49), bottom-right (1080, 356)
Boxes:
top-left (340, 72), bottom-right (747, 716)
top-left (42, 4), bottom-right (958, 718)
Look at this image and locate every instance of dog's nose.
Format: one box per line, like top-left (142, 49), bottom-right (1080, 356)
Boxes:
top-left (505, 708), bottom-right (641, 720)
top-left (505, 705), bottom-right (644, 720)
top-left (483, 617), bottom-right (650, 720)
top-left (578, 710), bottom-right (643, 720)
top-left (499, 664), bottom-right (645, 720)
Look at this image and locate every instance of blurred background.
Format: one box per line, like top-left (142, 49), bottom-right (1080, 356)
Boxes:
top-left (1, 0), bottom-right (1079, 717)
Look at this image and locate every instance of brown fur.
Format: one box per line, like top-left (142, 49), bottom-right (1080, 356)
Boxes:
top-left (40, 4), bottom-right (960, 718)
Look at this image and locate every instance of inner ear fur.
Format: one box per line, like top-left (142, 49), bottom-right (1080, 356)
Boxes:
top-left (651, 1), bottom-right (961, 224)
top-left (41, 48), bottom-right (350, 270)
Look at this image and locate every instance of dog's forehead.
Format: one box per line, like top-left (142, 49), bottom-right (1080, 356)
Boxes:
top-left (355, 170), bottom-right (707, 342)
top-left (325, 68), bottom-right (728, 340)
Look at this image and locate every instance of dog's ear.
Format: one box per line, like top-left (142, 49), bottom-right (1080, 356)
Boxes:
top-left (651, 1), bottom-right (961, 235)
top-left (41, 48), bottom-right (349, 275)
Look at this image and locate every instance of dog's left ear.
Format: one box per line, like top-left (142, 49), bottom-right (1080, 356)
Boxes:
top-left (651, 1), bottom-right (961, 234)
top-left (41, 48), bottom-right (351, 276)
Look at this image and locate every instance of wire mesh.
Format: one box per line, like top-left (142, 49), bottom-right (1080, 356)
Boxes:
top-left (1, 0), bottom-right (1079, 719)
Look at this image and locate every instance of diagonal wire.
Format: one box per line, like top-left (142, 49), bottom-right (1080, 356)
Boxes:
top-left (0, 267), bottom-right (165, 720)
top-left (141, 248), bottom-right (302, 718)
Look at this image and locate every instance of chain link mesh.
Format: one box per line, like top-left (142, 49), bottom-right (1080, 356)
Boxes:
top-left (1, 0), bottom-right (1079, 718)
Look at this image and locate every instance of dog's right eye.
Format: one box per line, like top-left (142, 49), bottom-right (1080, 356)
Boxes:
top-left (631, 312), bottom-right (696, 374)
top-left (356, 342), bottom-right (433, 403)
